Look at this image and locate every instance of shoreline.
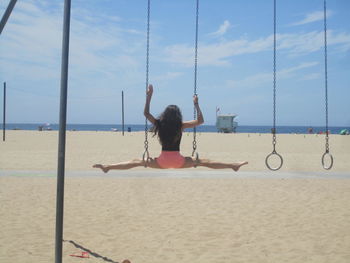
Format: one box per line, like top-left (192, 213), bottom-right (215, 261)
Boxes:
top-left (2, 123), bottom-right (349, 135)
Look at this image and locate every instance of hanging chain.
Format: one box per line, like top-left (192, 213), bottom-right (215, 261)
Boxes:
top-left (265, 0), bottom-right (283, 171)
top-left (323, 0), bottom-right (330, 154)
top-left (272, 0), bottom-right (277, 153)
top-left (143, 0), bottom-right (151, 164)
top-left (321, 0), bottom-right (333, 170)
top-left (192, 0), bottom-right (199, 157)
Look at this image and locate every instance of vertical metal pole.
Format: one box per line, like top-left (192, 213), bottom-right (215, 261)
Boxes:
top-left (3, 82), bottom-right (6, 142)
top-left (0, 0), bottom-right (18, 35)
top-left (122, 91), bottom-right (124, 136)
top-left (55, 0), bottom-right (71, 263)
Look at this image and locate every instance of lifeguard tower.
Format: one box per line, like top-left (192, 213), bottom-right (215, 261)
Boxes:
top-left (216, 114), bottom-right (238, 133)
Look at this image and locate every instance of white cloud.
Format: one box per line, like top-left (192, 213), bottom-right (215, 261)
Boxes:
top-left (209, 20), bottom-right (231, 37)
top-left (163, 30), bottom-right (350, 67)
top-left (153, 72), bottom-right (184, 83)
top-left (300, 73), bottom-right (321, 81)
top-left (278, 61), bottom-right (319, 77)
top-left (0, 0), bottom-right (146, 91)
top-left (228, 61), bottom-right (319, 89)
top-left (278, 30), bottom-right (350, 55)
top-left (290, 10), bottom-right (333, 26)
top-left (164, 36), bottom-right (273, 67)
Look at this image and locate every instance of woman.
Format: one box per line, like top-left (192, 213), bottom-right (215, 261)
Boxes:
top-left (93, 85), bottom-right (248, 172)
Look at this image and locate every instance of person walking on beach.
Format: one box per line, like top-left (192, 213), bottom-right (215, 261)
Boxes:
top-left (93, 84), bottom-right (248, 172)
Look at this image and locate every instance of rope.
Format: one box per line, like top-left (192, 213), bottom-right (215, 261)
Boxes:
top-left (192, 0), bottom-right (199, 157)
top-left (143, 0), bottom-right (151, 165)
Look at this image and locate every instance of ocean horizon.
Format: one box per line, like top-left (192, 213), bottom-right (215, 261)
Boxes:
top-left (1, 123), bottom-right (349, 135)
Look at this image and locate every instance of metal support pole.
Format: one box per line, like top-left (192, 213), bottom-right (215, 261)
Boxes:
top-left (122, 91), bottom-right (124, 136)
top-left (55, 0), bottom-right (71, 263)
top-left (3, 82), bottom-right (6, 141)
top-left (0, 0), bottom-right (18, 35)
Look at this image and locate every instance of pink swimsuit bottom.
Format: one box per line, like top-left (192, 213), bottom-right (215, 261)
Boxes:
top-left (156, 151), bottom-right (185, 169)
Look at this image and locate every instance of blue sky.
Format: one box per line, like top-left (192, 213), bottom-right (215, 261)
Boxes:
top-left (1, 0), bottom-right (349, 126)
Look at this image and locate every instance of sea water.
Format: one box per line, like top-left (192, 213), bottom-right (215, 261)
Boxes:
top-left (2, 123), bottom-right (349, 134)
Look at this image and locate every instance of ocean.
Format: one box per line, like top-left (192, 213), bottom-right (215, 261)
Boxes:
top-left (1, 123), bottom-right (349, 134)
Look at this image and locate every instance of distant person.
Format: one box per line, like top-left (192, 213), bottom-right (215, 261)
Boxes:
top-left (93, 84), bottom-right (248, 172)
top-left (308, 127), bottom-right (313, 134)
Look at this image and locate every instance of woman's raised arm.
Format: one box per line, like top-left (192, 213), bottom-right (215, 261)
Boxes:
top-left (182, 95), bottom-right (204, 130)
top-left (143, 84), bottom-right (157, 125)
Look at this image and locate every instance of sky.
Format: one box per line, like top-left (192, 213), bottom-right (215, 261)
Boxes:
top-left (0, 0), bottom-right (349, 126)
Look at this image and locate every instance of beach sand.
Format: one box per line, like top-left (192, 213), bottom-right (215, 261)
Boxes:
top-left (1, 131), bottom-right (350, 262)
top-left (0, 130), bottom-right (349, 171)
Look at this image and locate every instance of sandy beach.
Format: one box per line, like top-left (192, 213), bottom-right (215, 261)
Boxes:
top-left (0, 130), bottom-right (349, 171)
top-left (1, 130), bottom-right (350, 262)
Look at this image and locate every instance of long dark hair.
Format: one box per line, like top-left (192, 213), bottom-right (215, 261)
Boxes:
top-left (153, 105), bottom-right (183, 146)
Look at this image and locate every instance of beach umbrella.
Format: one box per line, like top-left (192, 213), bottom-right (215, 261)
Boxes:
top-left (340, 129), bottom-right (349, 135)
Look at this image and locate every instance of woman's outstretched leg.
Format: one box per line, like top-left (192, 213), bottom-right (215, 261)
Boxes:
top-left (93, 158), bottom-right (161, 173)
top-left (198, 159), bottom-right (248, 171)
top-left (93, 159), bottom-right (144, 173)
top-left (182, 157), bottom-right (248, 171)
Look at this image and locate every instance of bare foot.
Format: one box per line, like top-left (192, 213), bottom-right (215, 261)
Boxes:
top-left (93, 164), bottom-right (109, 173)
top-left (232, 161), bottom-right (248, 171)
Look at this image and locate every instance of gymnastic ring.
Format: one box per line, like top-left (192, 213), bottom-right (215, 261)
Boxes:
top-left (142, 151), bottom-right (150, 168)
top-left (193, 152), bottom-right (199, 168)
top-left (265, 152), bottom-right (283, 171)
top-left (321, 152), bottom-right (333, 170)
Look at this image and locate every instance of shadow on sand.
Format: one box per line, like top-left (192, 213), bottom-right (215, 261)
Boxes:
top-left (63, 239), bottom-right (120, 263)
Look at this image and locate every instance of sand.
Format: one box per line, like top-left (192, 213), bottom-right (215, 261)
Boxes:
top-left (1, 130), bottom-right (350, 262)
top-left (0, 130), bottom-right (349, 171)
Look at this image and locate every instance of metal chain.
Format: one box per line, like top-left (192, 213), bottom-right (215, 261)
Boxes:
top-left (321, 0), bottom-right (333, 170)
top-left (265, 0), bottom-right (283, 171)
top-left (143, 0), bottom-right (151, 163)
top-left (192, 0), bottom-right (199, 157)
top-left (323, 0), bottom-right (330, 154)
top-left (272, 0), bottom-right (277, 153)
